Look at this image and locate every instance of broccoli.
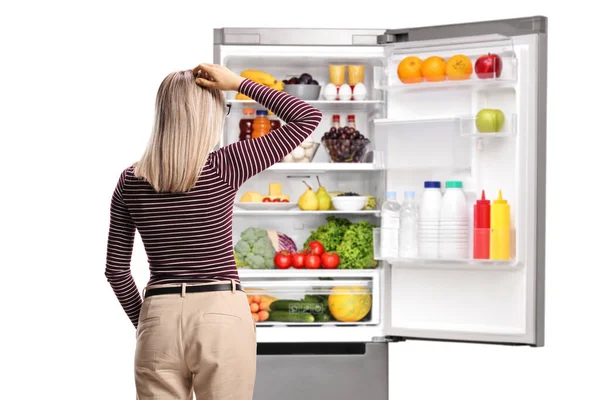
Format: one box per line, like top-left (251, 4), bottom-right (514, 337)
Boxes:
top-left (234, 228), bottom-right (276, 269)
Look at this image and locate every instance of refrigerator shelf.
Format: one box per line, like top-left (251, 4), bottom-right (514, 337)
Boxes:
top-left (228, 99), bottom-right (384, 110)
top-left (233, 209), bottom-right (380, 217)
top-left (238, 268), bottom-right (380, 279)
top-left (268, 162), bottom-right (383, 172)
top-left (255, 321), bottom-right (376, 327)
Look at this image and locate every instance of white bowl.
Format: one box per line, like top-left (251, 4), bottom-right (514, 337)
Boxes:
top-left (332, 196), bottom-right (368, 211)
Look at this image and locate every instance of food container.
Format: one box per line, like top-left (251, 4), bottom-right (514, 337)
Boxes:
top-left (332, 196), bottom-right (368, 211)
top-left (245, 278), bottom-right (374, 325)
top-left (283, 84), bottom-right (321, 100)
top-left (321, 138), bottom-right (370, 163)
top-left (329, 65), bottom-right (346, 86)
top-left (282, 142), bottom-right (320, 163)
top-left (348, 65), bottom-right (365, 86)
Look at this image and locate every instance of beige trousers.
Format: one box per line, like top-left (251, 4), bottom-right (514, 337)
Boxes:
top-left (135, 281), bottom-right (257, 400)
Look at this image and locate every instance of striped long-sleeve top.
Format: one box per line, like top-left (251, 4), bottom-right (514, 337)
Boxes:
top-left (105, 79), bottom-right (323, 327)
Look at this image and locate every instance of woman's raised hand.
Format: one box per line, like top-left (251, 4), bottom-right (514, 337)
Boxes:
top-left (193, 64), bottom-right (245, 91)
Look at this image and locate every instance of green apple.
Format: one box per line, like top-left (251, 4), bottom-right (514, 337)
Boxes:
top-left (475, 109), bottom-right (505, 133)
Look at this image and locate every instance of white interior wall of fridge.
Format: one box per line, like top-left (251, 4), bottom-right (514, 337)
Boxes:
top-left (378, 34), bottom-right (540, 344)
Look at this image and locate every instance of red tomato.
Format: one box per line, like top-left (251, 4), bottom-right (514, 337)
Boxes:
top-left (321, 252), bottom-right (340, 269)
top-left (304, 254), bottom-right (321, 269)
top-left (281, 199), bottom-right (289, 203)
top-left (292, 252), bottom-right (305, 269)
top-left (307, 241), bottom-right (325, 256)
top-left (272, 198), bottom-right (281, 202)
top-left (262, 197), bottom-right (271, 202)
top-left (274, 250), bottom-right (293, 269)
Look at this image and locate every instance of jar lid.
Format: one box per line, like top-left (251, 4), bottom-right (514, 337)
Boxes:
top-left (256, 110), bottom-right (268, 116)
top-left (424, 181), bottom-right (441, 188)
top-left (242, 108), bottom-right (255, 114)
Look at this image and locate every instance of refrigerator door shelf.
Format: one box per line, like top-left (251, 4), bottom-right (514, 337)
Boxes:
top-left (383, 36), bottom-right (518, 90)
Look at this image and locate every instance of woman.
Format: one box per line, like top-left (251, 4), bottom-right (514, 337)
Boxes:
top-left (105, 64), bottom-right (322, 399)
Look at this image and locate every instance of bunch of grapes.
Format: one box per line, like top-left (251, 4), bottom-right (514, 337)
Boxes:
top-left (321, 126), bottom-right (370, 163)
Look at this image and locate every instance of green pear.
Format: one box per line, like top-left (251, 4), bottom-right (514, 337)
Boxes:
top-left (475, 109), bottom-right (505, 133)
top-left (315, 176), bottom-right (332, 211)
top-left (299, 181), bottom-right (319, 211)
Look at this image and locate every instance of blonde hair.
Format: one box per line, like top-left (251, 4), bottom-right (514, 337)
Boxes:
top-left (134, 70), bottom-right (226, 193)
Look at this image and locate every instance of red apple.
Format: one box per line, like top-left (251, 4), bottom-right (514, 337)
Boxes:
top-left (475, 53), bottom-right (503, 79)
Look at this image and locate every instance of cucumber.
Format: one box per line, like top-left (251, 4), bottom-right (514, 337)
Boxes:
top-left (270, 300), bottom-right (325, 314)
top-left (303, 295), bottom-right (326, 303)
top-left (268, 311), bottom-right (315, 323)
top-left (314, 312), bottom-right (332, 322)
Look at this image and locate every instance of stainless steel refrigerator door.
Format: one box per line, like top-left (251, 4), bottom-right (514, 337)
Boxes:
top-left (253, 343), bottom-right (388, 400)
top-left (378, 16), bottom-right (547, 347)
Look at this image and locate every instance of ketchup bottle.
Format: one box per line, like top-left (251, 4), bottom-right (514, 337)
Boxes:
top-left (473, 190), bottom-right (491, 259)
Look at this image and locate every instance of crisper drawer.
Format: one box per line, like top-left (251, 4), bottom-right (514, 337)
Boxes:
top-left (244, 277), bottom-right (378, 326)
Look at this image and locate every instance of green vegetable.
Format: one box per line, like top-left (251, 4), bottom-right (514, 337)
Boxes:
top-left (303, 295), bottom-right (327, 303)
top-left (234, 228), bottom-right (276, 269)
top-left (314, 313), bottom-right (332, 322)
top-left (336, 221), bottom-right (378, 269)
top-left (270, 300), bottom-right (325, 314)
top-left (303, 216), bottom-right (352, 252)
top-left (268, 311), bottom-right (315, 323)
top-left (303, 217), bottom-right (378, 269)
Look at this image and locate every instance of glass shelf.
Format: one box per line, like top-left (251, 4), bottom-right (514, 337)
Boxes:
top-left (228, 99), bottom-right (383, 110)
top-left (267, 162), bottom-right (383, 173)
top-left (237, 268), bottom-right (380, 279)
top-left (233, 209), bottom-right (380, 217)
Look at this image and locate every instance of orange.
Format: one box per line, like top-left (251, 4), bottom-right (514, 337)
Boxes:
top-left (421, 56), bottom-right (447, 82)
top-left (397, 56), bottom-right (423, 84)
top-left (445, 54), bottom-right (473, 80)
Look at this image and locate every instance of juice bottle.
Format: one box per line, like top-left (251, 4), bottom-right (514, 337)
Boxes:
top-left (269, 115), bottom-right (281, 132)
top-left (239, 108), bottom-right (255, 141)
top-left (252, 110), bottom-right (271, 139)
top-left (490, 190), bottom-right (511, 260)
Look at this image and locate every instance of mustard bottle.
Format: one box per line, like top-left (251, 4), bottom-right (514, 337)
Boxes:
top-left (490, 190), bottom-right (511, 260)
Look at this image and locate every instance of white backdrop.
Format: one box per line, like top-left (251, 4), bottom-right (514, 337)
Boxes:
top-left (1, 1), bottom-right (598, 398)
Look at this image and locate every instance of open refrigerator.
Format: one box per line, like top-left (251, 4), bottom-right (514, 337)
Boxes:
top-left (214, 16), bottom-right (547, 400)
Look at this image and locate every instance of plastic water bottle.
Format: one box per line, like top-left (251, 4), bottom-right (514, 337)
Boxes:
top-left (399, 191), bottom-right (419, 258)
top-left (419, 181), bottom-right (443, 258)
top-left (380, 191), bottom-right (401, 259)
